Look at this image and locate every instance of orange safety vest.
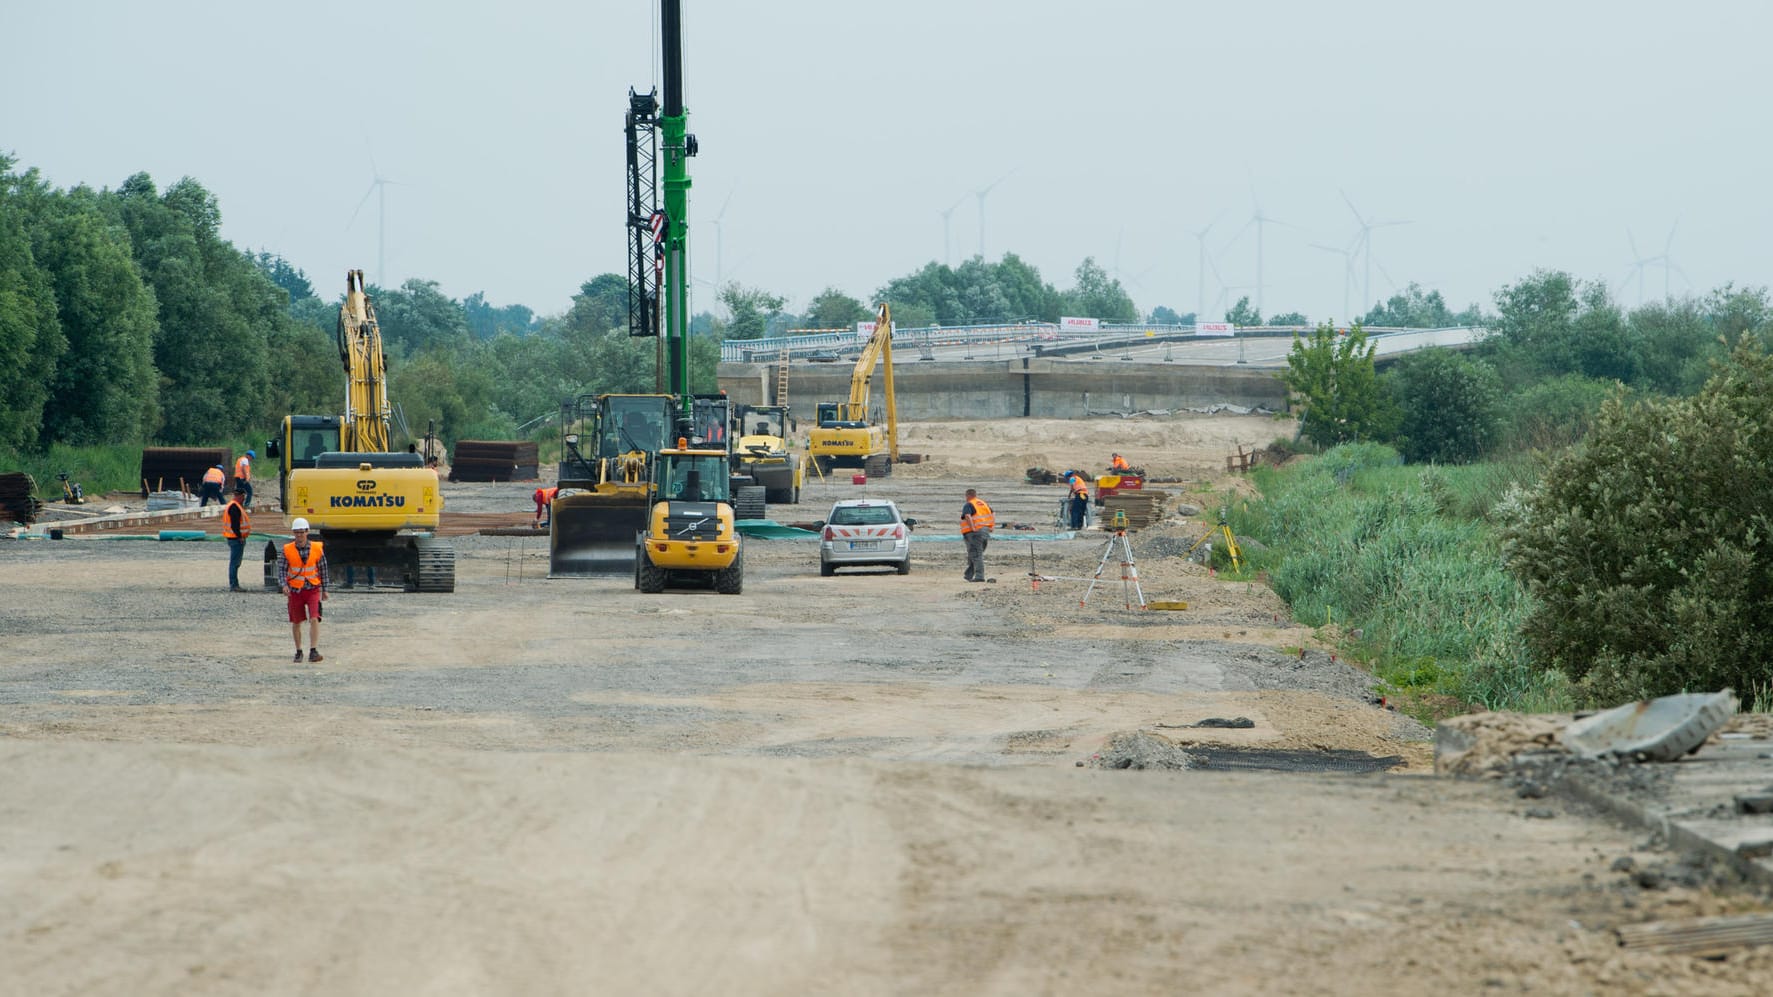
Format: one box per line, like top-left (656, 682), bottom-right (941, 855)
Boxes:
top-left (1110, 455), bottom-right (1129, 471)
top-left (1070, 476), bottom-right (1089, 497)
top-left (283, 540), bottom-right (324, 590)
top-left (223, 499), bottom-right (251, 539)
top-left (962, 497), bottom-right (995, 534)
top-left (235, 455), bottom-right (251, 480)
top-left (536, 486), bottom-right (559, 505)
top-left (203, 466), bottom-right (226, 485)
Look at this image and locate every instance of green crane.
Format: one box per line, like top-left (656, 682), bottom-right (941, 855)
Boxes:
top-left (625, 0), bottom-right (697, 430)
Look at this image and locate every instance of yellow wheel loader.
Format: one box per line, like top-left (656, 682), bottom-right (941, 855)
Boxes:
top-left (549, 392), bottom-right (678, 577)
top-left (633, 444), bottom-right (743, 594)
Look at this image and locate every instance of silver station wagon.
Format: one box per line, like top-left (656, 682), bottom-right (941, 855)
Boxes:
top-left (819, 499), bottom-right (913, 576)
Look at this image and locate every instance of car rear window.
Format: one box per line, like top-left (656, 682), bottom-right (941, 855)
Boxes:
top-left (831, 505), bottom-right (897, 526)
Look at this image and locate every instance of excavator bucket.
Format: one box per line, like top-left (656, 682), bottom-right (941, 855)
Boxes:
top-left (548, 491), bottom-right (650, 577)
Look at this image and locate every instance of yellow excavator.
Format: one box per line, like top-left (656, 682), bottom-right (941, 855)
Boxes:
top-left (807, 302), bottom-right (899, 477)
top-left (263, 270), bottom-right (453, 592)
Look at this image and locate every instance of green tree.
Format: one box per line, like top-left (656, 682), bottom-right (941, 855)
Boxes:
top-left (1705, 283), bottom-right (1772, 349)
top-left (1385, 349), bottom-right (1500, 463)
top-left (0, 159), bottom-right (64, 451)
top-left (374, 278), bottom-right (470, 356)
top-left (1061, 257), bottom-right (1136, 323)
top-left (1225, 296), bottom-right (1261, 327)
top-left (252, 251), bottom-right (314, 303)
top-left (34, 191), bottom-right (162, 444)
top-left (1149, 305), bottom-right (1193, 325)
top-left (1283, 323), bottom-right (1398, 447)
top-left (1627, 297), bottom-right (1716, 397)
top-left (1487, 270), bottom-right (1634, 386)
top-left (719, 282), bottom-right (785, 340)
top-left (803, 287), bottom-right (869, 329)
top-left (1358, 282), bottom-right (1456, 328)
top-left (1496, 374), bottom-right (1614, 453)
top-left (1267, 310), bottom-right (1309, 326)
top-left (107, 174), bottom-right (277, 443)
top-left (1500, 341), bottom-right (1773, 703)
top-left (462, 291), bottom-right (538, 340)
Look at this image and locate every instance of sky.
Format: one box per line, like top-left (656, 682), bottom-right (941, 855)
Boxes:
top-left (5, 1), bottom-right (1771, 325)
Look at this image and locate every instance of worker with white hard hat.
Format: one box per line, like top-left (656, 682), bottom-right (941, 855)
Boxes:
top-left (276, 517), bottom-right (329, 663)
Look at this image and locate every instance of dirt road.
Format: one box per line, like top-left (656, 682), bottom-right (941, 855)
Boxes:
top-left (3, 415), bottom-right (1768, 995)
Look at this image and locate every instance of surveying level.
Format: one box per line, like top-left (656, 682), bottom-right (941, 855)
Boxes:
top-left (1185, 508), bottom-right (1242, 573)
top-left (1083, 514), bottom-right (1144, 610)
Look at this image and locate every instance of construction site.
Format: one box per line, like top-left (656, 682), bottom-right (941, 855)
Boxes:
top-left (5, 1), bottom-right (1771, 991)
top-left (4, 410), bottom-right (1773, 994)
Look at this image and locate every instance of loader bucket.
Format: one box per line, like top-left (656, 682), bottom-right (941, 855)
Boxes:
top-left (549, 491), bottom-right (649, 576)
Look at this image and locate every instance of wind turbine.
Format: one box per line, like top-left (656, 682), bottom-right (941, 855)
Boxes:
top-left (1189, 216), bottom-right (1221, 321)
top-left (710, 185), bottom-right (736, 288)
top-left (1621, 222), bottom-right (1686, 304)
top-left (347, 162), bottom-right (400, 289)
top-left (974, 169), bottom-right (1015, 260)
top-left (1222, 183), bottom-right (1294, 316)
top-left (1310, 241), bottom-right (1357, 322)
top-left (938, 194), bottom-right (967, 267)
top-left (1341, 189), bottom-right (1409, 312)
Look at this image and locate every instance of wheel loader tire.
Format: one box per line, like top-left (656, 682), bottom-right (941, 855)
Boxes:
top-left (637, 555), bottom-right (666, 593)
top-left (715, 548), bottom-right (744, 595)
top-left (735, 485), bottom-right (766, 520)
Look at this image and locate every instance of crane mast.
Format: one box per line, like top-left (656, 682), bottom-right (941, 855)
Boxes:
top-left (337, 268), bottom-right (391, 453)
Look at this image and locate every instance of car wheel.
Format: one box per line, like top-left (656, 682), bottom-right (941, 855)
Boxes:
top-left (820, 560), bottom-right (835, 577)
top-left (896, 559), bottom-right (911, 575)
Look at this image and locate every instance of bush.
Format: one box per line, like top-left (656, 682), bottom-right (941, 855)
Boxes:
top-left (1499, 341), bottom-right (1773, 703)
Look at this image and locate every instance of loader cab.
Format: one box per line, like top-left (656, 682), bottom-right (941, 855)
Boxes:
top-left (658, 449), bottom-right (732, 505)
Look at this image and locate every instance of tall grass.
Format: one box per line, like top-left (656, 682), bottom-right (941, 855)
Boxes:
top-left (1234, 443), bottom-right (1575, 714)
top-left (2, 443), bottom-right (152, 498)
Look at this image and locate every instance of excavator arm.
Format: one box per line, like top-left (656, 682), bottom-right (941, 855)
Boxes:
top-left (844, 304), bottom-right (898, 461)
top-left (337, 269), bottom-right (391, 453)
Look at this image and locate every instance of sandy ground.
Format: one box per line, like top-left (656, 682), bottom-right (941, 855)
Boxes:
top-left (3, 414), bottom-right (1771, 995)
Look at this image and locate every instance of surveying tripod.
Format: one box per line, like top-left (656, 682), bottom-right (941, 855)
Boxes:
top-left (1185, 509), bottom-right (1243, 573)
top-left (1082, 509), bottom-right (1145, 609)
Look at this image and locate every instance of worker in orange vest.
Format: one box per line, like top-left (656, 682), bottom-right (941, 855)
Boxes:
top-left (1110, 452), bottom-right (1130, 472)
top-left (961, 487), bottom-right (995, 582)
top-left (533, 485), bottom-right (560, 527)
top-left (233, 450), bottom-right (255, 509)
top-left (1067, 472), bottom-right (1090, 530)
top-left (277, 517), bottom-right (328, 663)
top-left (199, 464), bottom-right (228, 507)
top-left (223, 483), bottom-right (252, 591)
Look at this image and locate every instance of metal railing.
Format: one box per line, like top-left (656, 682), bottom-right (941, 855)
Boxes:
top-left (722, 323), bottom-right (1487, 364)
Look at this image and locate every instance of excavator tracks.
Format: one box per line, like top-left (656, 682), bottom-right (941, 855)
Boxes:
top-left (412, 536), bottom-right (456, 592)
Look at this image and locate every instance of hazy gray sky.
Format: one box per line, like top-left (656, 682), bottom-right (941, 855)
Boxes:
top-left (6, 1), bottom-right (1769, 324)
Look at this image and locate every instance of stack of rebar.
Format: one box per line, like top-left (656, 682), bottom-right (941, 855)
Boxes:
top-left (448, 441), bottom-right (539, 482)
top-left (1100, 489), bottom-right (1169, 529)
top-left (0, 472), bottom-right (42, 525)
top-left (140, 447), bottom-right (232, 496)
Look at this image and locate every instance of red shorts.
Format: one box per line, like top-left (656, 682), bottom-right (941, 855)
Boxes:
top-left (286, 586), bottom-right (322, 623)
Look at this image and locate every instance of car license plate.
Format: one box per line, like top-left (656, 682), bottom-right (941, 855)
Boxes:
top-left (848, 541), bottom-right (879, 551)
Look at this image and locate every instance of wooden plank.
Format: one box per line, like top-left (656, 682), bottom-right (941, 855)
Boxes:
top-left (1615, 913), bottom-right (1773, 955)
